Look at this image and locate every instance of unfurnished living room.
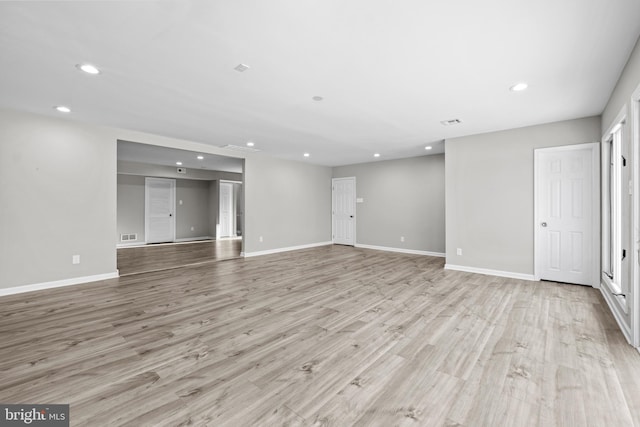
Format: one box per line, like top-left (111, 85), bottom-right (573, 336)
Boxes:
top-left (1, 1), bottom-right (640, 426)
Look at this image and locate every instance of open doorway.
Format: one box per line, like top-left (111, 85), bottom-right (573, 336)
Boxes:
top-left (116, 141), bottom-right (244, 275)
top-left (218, 181), bottom-right (243, 239)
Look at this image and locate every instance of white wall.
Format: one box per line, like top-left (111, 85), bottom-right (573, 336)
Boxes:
top-left (333, 154), bottom-right (445, 254)
top-left (118, 160), bottom-right (242, 181)
top-left (445, 117), bottom-right (601, 277)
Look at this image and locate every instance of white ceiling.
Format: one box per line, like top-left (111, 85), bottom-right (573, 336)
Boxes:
top-left (118, 140), bottom-right (244, 173)
top-left (1, 1), bottom-right (639, 166)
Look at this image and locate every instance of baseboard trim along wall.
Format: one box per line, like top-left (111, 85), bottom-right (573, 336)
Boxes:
top-left (0, 272), bottom-right (120, 297)
top-left (116, 242), bottom-right (144, 248)
top-left (174, 236), bottom-right (215, 243)
top-left (354, 243), bottom-right (445, 257)
top-left (599, 286), bottom-right (633, 344)
top-left (444, 264), bottom-right (536, 281)
top-left (243, 241), bottom-right (333, 258)
top-left (117, 237), bottom-right (217, 248)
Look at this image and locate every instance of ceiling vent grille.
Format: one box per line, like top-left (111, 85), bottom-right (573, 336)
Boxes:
top-left (220, 144), bottom-right (261, 152)
top-left (440, 119), bottom-right (462, 126)
top-left (234, 64), bottom-right (250, 72)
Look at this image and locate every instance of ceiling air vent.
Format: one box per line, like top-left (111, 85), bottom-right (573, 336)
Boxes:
top-left (440, 119), bottom-right (462, 126)
top-left (234, 63), bottom-right (250, 72)
top-left (220, 144), bottom-right (261, 152)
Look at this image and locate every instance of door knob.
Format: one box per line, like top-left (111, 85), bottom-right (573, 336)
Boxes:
top-left (541, 222), bottom-right (547, 227)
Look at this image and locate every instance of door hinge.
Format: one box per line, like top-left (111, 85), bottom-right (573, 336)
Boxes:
top-left (622, 155), bottom-right (627, 167)
top-left (622, 249), bottom-right (627, 261)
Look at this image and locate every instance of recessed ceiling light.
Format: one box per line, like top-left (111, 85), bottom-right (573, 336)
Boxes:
top-left (312, 96), bottom-right (324, 101)
top-left (373, 153), bottom-right (381, 157)
top-left (246, 141), bottom-right (255, 147)
top-left (425, 146), bottom-right (433, 150)
top-left (176, 161), bottom-right (183, 166)
top-left (54, 106), bottom-right (71, 113)
top-left (76, 63), bottom-right (100, 75)
top-left (510, 82), bottom-right (528, 92)
top-left (234, 63), bottom-right (250, 72)
top-left (303, 153), bottom-right (310, 157)
top-left (197, 155), bottom-right (204, 160)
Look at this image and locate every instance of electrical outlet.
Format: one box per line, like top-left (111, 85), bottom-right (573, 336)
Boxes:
top-left (400, 236), bottom-right (405, 242)
top-left (259, 236), bottom-right (263, 242)
top-left (456, 248), bottom-right (462, 256)
top-left (72, 255), bottom-right (80, 265)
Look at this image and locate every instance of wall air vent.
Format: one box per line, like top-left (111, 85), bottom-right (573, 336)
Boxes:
top-left (220, 144), bottom-right (261, 152)
top-left (440, 119), bottom-right (463, 126)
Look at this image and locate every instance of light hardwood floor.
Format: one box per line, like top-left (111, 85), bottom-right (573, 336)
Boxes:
top-left (1, 245), bottom-right (639, 426)
top-left (117, 239), bottom-right (242, 276)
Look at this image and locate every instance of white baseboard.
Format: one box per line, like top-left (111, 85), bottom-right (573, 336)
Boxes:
top-left (599, 286), bottom-right (633, 344)
top-left (243, 241), bottom-right (332, 258)
top-left (116, 242), bottom-right (143, 248)
top-left (354, 243), bottom-right (445, 257)
top-left (0, 272), bottom-right (120, 297)
top-left (117, 237), bottom-right (216, 248)
top-left (444, 264), bottom-right (536, 281)
top-left (174, 236), bottom-right (214, 243)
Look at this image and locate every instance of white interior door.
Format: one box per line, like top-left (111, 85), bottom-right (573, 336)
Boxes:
top-left (332, 177), bottom-right (356, 246)
top-left (535, 143), bottom-right (599, 286)
top-left (145, 177), bottom-right (176, 244)
top-left (219, 182), bottom-right (234, 238)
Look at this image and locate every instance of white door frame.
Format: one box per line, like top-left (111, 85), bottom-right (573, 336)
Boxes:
top-left (631, 83), bottom-right (640, 348)
top-left (332, 177), bottom-right (356, 246)
top-left (533, 142), bottom-right (600, 286)
top-left (144, 177), bottom-right (176, 244)
top-left (218, 181), bottom-right (235, 239)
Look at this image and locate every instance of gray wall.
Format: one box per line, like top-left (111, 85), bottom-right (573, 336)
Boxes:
top-left (600, 35), bottom-right (640, 335)
top-left (602, 36), bottom-right (640, 130)
top-left (333, 154), bottom-right (445, 254)
top-left (0, 109), bottom-right (117, 287)
top-left (117, 174), bottom-right (145, 243)
top-left (445, 117), bottom-right (601, 275)
top-left (117, 175), bottom-right (215, 242)
top-left (0, 107), bottom-right (332, 290)
top-left (244, 155), bottom-right (332, 253)
top-left (176, 179), bottom-right (212, 239)
top-left (117, 160), bottom-right (242, 242)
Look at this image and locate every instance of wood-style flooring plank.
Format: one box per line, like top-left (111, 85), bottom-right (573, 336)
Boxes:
top-left (0, 245), bottom-right (638, 426)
